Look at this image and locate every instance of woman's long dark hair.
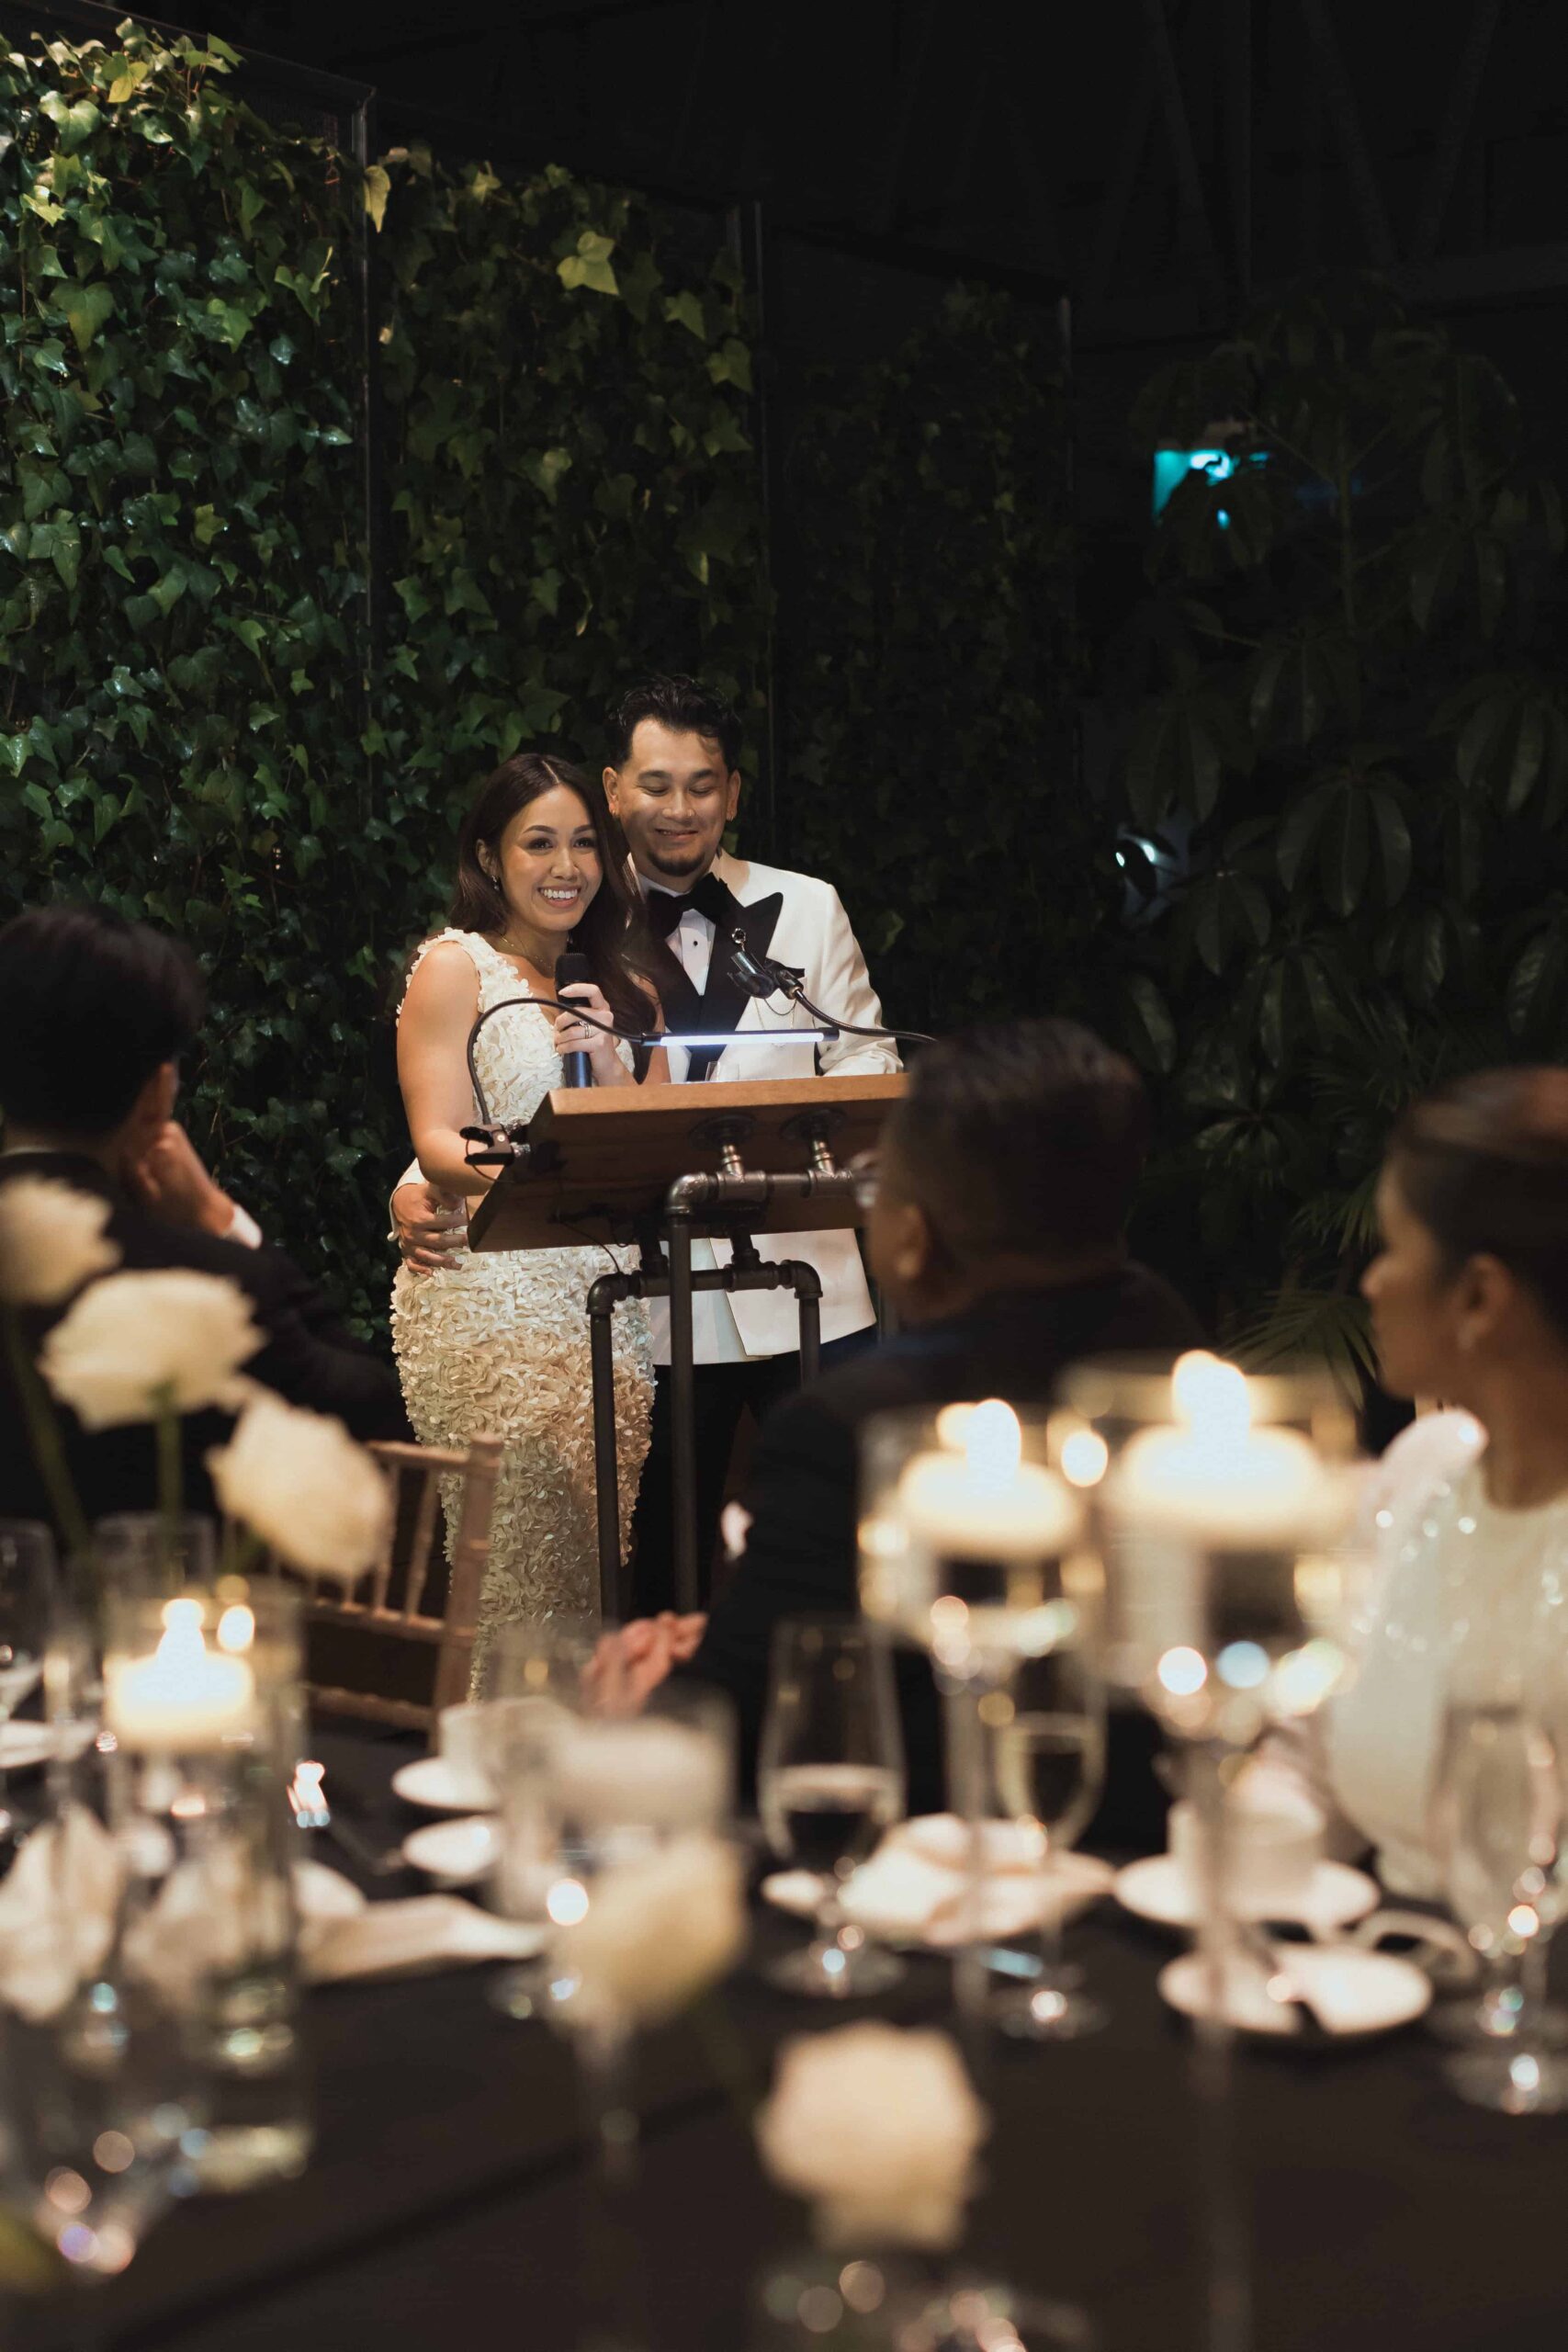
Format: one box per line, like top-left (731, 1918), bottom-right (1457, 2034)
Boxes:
top-left (446, 752), bottom-right (657, 1036)
top-left (1391, 1068), bottom-right (1568, 1343)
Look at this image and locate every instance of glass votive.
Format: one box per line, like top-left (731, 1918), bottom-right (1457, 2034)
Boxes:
top-left (101, 1582), bottom-right (310, 2192)
top-left (95, 1512), bottom-right (218, 1597)
top-left (858, 1401), bottom-right (1096, 1687)
top-left (1051, 1351), bottom-right (1363, 1735)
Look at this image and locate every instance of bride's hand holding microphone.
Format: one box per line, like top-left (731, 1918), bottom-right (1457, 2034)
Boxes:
top-left (552, 958), bottom-right (633, 1090)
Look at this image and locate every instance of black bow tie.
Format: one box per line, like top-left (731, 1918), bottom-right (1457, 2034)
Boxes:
top-left (644, 871), bottom-right (733, 939)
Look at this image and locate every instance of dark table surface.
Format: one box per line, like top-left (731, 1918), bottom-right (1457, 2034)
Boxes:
top-left (15, 1721), bottom-right (1568, 2352)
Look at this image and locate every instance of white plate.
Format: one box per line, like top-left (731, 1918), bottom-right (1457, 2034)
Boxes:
top-left (763, 1847), bottom-right (1112, 1950)
top-left (400, 1815), bottom-right (500, 1887)
top-left (897, 1815), bottom-right (1046, 1872)
top-left (390, 1758), bottom-right (495, 1815)
top-left (1158, 1945), bottom-right (1431, 2040)
top-left (1114, 1854), bottom-right (1380, 1936)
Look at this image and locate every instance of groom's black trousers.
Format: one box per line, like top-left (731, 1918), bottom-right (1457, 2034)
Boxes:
top-left (627, 1329), bottom-right (876, 1620)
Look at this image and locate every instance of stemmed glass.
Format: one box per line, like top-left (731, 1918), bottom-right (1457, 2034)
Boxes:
top-left (0, 1519), bottom-right (56, 1849)
top-left (479, 1615), bottom-right (598, 2022)
top-left (758, 1618), bottom-right (907, 1997)
top-left (991, 1641), bottom-right (1108, 2040)
top-left (859, 1401), bottom-right (1092, 2020)
top-left (1429, 1699), bottom-right (1568, 2111)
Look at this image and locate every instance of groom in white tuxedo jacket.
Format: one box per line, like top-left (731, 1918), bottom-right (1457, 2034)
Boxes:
top-left (390, 673), bottom-right (897, 1611)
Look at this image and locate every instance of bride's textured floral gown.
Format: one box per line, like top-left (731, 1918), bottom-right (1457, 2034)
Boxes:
top-left (391, 931), bottom-right (653, 1668)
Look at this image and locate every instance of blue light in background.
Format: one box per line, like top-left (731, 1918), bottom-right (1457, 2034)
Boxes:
top-left (1152, 446), bottom-right (1235, 519)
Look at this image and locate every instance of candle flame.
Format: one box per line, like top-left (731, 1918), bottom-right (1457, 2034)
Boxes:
top-left (964, 1397), bottom-right (1021, 1491)
top-left (217, 1604), bottom-right (255, 1655)
top-left (1059, 1425), bottom-right (1110, 1488)
top-left (1170, 1351), bottom-right (1251, 1442)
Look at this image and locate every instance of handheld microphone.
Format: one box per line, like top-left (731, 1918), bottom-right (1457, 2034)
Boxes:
top-left (555, 950), bottom-right (593, 1089)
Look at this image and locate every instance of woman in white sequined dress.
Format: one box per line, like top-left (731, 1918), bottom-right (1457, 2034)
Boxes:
top-left (393, 753), bottom-right (665, 1663)
top-left (1265, 1069), bottom-right (1568, 1897)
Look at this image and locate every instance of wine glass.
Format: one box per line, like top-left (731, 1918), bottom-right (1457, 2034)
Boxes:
top-left (991, 1642), bottom-right (1108, 2040)
top-left (1429, 1700), bottom-right (1568, 2111)
top-left (478, 1616), bottom-right (598, 2021)
top-left (757, 1618), bottom-right (907, 1997)
top-left (0, 1520), bottom-right (56, 1849)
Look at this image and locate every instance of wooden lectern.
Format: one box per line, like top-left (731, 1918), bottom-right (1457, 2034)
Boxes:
top-left (468, 1071), bottom-right (905, 1614)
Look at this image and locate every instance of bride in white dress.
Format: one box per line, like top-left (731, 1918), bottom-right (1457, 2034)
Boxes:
top-left (392, 752), bottom-right (665, 1662)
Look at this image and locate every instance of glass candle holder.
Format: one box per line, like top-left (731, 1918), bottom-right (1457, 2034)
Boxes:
top-left (100, 1580), bottom-right (310, 2193)
top-left (1052, 1351), bottom-right (1362, 1737)
top-left (859, 1402), bottom-right (1099, 2020)
top-left (1050, 1351), bottom-right (1363, 2352)
top-left (859, 1401), bottom-right (1095, 1690)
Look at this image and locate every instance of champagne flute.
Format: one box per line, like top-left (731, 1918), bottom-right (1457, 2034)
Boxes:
top-left (0, 1520), bottom-right (56, 1849)
top-left (991, 1642), bottom-right (1108, 2039)
top-left (1429, 1700), bottom-right (1568, 2110)
top-left (758, 1618), bottom-right (907, 1997)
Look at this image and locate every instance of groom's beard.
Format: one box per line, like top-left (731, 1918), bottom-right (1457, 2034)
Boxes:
top-left (639, 844), bottom-right (716, 883)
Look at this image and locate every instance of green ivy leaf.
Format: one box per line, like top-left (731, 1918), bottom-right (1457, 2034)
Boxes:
top-left (62, 279), bottom-right (115, 353)
top-left (664, 290), bottom-right (705, 341)
top-left (363, 165), bottom-right (389, 232)
top-left (40, 90), bottom-right (101, 150)
top-left (558, 231), bottom-right (618, 298)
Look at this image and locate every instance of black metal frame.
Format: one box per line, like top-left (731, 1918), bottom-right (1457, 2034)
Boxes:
top-left (586, 1149), bottom-right (869, 1616)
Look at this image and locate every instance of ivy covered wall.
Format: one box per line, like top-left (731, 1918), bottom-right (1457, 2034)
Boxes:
top-left (2, 24), bottom-right (769, 1332)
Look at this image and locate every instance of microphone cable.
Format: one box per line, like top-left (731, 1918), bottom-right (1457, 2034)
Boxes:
top-left (466, 978), bottom-right (933, 1129)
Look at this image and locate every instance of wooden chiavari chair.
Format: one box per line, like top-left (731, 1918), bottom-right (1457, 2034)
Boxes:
top-left (280, 1433), bottom-right (502, 1733)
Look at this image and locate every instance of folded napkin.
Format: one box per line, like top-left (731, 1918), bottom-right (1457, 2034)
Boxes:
top-left (0, 1814), bottom-right (540, 2015)
top-left (301, 1896), bottom-right (544, 1984)
top-left (0, 1806), bottom-right (119, 2021)
top-left (766, 1815), bottom-right (1113, 1948)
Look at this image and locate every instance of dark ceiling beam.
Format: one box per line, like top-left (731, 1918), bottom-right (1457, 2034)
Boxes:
top-left (938, 51), bottom-right (991, 242)
top-left (342, 0), bottom-right (683, 73)
top-left (1408, 0), bottom-right (1502, 264)
top-left (1003, 73), bottom-right (1070, 280)
top-left (862, 0), bottom-right (941, 235)
top-left (1085, 52), bottom-right (1158, 307)
top-left (1141, 0), bottom-right (1225, 306)
top-left (666, 0), bottom-right (716, 177)
top-left (1224, 0), bottom-right (1252, 298)
top-left (1294, 0), bottom-right (1398, 267)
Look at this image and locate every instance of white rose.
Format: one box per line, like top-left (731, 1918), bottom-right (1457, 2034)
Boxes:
top-left (207, 1392), bottom-right (389, 1579)
top-left (756, 2022), bottom-right (988, 2251)
top-left (40, 1268), bottom-right (262, 1427)
top-left (0, 1177), bottom-right (121, 1306)
top-left (556, 1833), bottom-right (747, 2030)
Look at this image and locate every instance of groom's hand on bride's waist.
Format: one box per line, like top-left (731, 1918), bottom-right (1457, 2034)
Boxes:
top-left (391, 1181), bottom-right (468, 1273)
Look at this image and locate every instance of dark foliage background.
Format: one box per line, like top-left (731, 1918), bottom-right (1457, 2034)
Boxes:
top-left (7, 31), bottom-right (1568, 1379)
top-left (2, 26), bottom-right (768, 1334)
top-left (776, 286), bottom-right (1104, 1038)
top-left (1111, 276), bottom-right (1568, 1376)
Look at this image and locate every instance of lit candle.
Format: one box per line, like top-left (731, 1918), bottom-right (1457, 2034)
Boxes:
top-left (898, 1400), bottom-right (1083, 1560)
top-left (106, 1597), bottom-right (256, 1754)
top-left (1109, 1353), bottom-right (1342, 1547)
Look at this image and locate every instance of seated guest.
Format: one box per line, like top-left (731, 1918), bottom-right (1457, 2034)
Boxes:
top-left (0, 906), bottom-right (407, 1532)
top-left (604, 1018), bottom-right (1202, 1815)
top-left (1265, 1069), bottom-right (1568, 1896)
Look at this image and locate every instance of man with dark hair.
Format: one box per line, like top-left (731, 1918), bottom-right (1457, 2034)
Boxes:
top-left (599, 1018), bottom-right (1201, 1814)
top-left (604, 672), bottom-right (746, 781)
top-left (0, 905), bottom-right (406, 1531)
top-left (391, 672), bottom-right (898, 1611)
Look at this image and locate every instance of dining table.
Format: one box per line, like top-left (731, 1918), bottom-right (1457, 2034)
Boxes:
top-left (9, 1716), bottom-right (1568, 2352)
